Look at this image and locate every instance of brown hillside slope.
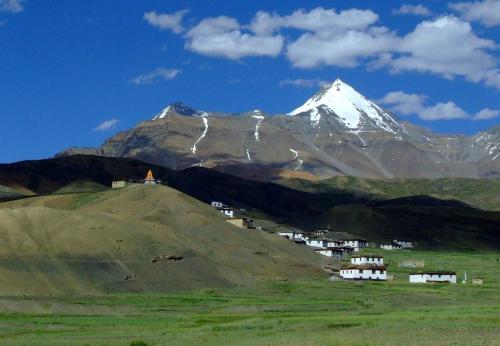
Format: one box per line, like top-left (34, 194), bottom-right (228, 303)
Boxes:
top-left (0, 185), bottom-right (324, 295)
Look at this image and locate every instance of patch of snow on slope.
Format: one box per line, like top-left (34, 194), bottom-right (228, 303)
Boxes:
top-left (246, 149), bottom-right (251, 161)
top-left (154, 106), bottom-right (171, 120)
top-left (191, 115), bottom-right (208, 154)
top-left (296, 159), bottom-right (303, 171)
top-left (309, 108), bottom-right (321, 127)
top-left (252, 115), bottom-right (264, 141)
top-left (289, 148), bottom-right (298, 159)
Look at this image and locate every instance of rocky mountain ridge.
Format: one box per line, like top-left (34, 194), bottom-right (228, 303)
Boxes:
top-left (58, 80), bottom-right (500, 179)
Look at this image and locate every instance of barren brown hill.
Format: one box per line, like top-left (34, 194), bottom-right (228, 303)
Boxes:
top-left (0, 185), bottom-right (325, 295)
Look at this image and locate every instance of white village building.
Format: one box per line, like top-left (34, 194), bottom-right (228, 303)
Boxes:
top-left (277, 232), bottom-right (308, 241)
top-left (339, 255), bottom-right (387, 281)
top-left (340, 266), bottom-right (387, 281)
top-left (409, 271), bottom-right (456, 284)
top-left (219, 208), bottom-right (234, 218)
top-left (351, 255), bottom-right (384, 266)
top-left (306, 238), bottom-right (327, 249)
top-left (326, 240), bottom-right (343, 248)
top-left (314, 248), bottom-right (343, 260)
top-left (380, 242), bottom-right (402, 250)
top-left (394, 240), bottom-right (414, 248)
top-left (210, 201), bottom-right (234, 218)
top-left (211, 201), bottom-right (227, 208)
top-left (339, 239), bottom-right (368, 252)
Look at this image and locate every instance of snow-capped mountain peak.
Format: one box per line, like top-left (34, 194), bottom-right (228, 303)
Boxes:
top-left (153, 102), bottom-right (206, 120)
top-left (288, 79), bottom-right (400, 133)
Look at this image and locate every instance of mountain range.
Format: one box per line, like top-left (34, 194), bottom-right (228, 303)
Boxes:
top-left (59, 79), bottom-right (500, 180)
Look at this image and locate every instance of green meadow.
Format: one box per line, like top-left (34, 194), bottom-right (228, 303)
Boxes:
top-left (0, 250), bottom-right (499, 345)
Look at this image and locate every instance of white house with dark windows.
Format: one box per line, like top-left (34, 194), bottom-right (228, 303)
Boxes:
top-left (277, 232), bottom-right (308, 241)
top-left (314, 248), bottom-right (343, 259)
top-left (219, 208), bottom-right (234, 218)
top-left (211, 201), bottom-right (227, 208)
top-left (394, 240), bottom-right (414, 248)
top-left (277, 232), bottom-right (294, 239)
top-left (306, 238), bottom-right (327, 249)
top-left (210, 201), bottom-right (234, 218)
top-left (339, 239), bottom-right (368, 252)
top-left (340, 254), bottom-right (387, 281)
top-left (326, 240), bottom-right (343, 248)
top-left (340, 266), bottom-right (387, 281)
top-left (380, 242), bottom-right (402, 250)
top-left (409, 271), bottom-right (456, 283)
top-left (351, 255), bottom-right (384, 266)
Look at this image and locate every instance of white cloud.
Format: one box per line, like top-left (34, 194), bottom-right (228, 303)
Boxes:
top-left (279, 78), bottom-right (326, 88)
top-left (377, 91), bottom-right (427, 115)
top-left (0, 0), bottom-right (23, 13)
top-left (94, 119), bottom-right (119, 132)
top-left (474, 108), bottom-right (500, 119)
top-left (146, 8), bottom-right (500, 91)
top-left (144, 9), bottom-right (189, 33)
top-left (392, 4), bottom-right (432, 16)
top-left (287, 27), bottom-right (398, 68)
top-left (450, 0), bottom-right (500, 26)
top-left (250, 8), bottom-right (379, 35)
top-left (185, 16), bottom-right (283, 59)
top-left (419, 102), bottom-right (469, 120)
top-left (131, 68), bottom-right (181, 85)
top-left (382, 16), bottom-right (498, 85)
top-left (379, 91), bottom-right (469, 120)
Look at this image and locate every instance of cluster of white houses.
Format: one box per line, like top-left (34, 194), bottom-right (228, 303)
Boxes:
top-left (210, 201), bottom-right (260, 230)
top-left (337, 255), bottom-right (457, 283)
top-left (275, 231), bottom-right (459, 283)
top-left (277, 231), bottom-right (368, 259)
top-left (207, 201), bottom-right (459, 284)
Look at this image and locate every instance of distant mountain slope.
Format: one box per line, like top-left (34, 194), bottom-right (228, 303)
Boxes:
top-left (0, 155), bottom-right (499, 250)
top-left (0, 184), bottom-right (25, 201)
top-left (58, 79), bottom-right (500, 179)
top-left (52, 179), bottom-right (109, 194)
top-left (280, 176), bottom-right (500, 211)
top-left (0, 185), bottom-right (324, 295)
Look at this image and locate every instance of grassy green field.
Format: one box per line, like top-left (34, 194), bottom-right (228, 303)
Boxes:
top-left (280, 176), bottom-right (500, 211)
top-left (1, 249), bottom-right (499, 345)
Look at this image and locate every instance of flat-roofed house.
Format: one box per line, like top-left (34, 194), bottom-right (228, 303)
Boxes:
top-left (306, 238), bottom-right (327, 249)
top-left (340, 254), bottom-right (387, 280)
top-left (409, 271), bottom-right (456, 284)
top-left (219, 208), bottom-right (234, 218)
top-left (394, 240), bottom-right (414, 248)
top-left (339, 238), bottom-right (368, 252)
top-left (326, 240), bottom-right (343, 248)
top-left (380, 242), bottom-right (402, 250)
top-left (112, 180), bottom-right (128, 189)
top-left (340, 265), bottom-right (387, 281)
top-left (226, 218), bottom-right (254, 229)
top-left (314, 248), bottom-right (343, 259)
top-left (351, 255), bottom-right (384, 266)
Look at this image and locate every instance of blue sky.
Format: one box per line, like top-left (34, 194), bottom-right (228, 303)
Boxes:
top-left (0, 0), bottom-right (499, 163)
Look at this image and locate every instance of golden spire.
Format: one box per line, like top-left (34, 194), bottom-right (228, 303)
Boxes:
top-left (146, 169), bottom-right (154, 181)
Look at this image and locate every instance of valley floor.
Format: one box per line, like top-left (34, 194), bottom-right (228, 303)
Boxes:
top-left (0, 250), bottom-right (499, 345)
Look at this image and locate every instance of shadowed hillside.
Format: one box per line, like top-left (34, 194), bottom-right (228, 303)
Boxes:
top-left (0, 155), bottom-right (499, 250)
top-left (279, 176), bottom-right (500, 211)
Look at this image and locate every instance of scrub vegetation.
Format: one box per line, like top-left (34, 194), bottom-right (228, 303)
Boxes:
top-left (0, 250), bottom-right (498, 345)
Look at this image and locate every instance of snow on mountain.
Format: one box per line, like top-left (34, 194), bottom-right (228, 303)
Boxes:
top-left (288, 79), bottom-right (400, 133)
